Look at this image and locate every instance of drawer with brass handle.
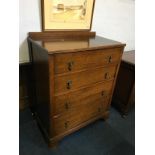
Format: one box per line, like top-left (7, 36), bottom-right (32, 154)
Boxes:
top-left (54, 93), bottom-right (110, 116)
top-left (53, 111), bottom-right (84, 135)
top-left (54, 48), bottom-right (122, 74)
top-left (54, 66), bottom-right (117, 94)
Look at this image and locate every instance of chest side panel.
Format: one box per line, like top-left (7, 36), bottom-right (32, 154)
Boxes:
top-left (30, 40), bottom-right (51, 135)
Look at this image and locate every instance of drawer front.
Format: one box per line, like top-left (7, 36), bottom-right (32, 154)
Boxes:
top-left (54, 48), bottom-right (122, 74)
top-left (54, 81), bottom-right (113, 115)
top-left (54, 66), bottom-right (117, 95)
top-left (53, 98), bottom-right (104, 135)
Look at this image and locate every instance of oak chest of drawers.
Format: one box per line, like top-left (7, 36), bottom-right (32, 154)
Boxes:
top-left (28, 31), bottom-right (125, 147)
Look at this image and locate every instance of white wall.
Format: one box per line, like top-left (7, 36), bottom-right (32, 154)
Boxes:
top-left (19, 0), bottom-right (41, 63)
top-left (19, 0), bottom-right (135, 63)
top-left (92, 0), bottom-right (135, 50)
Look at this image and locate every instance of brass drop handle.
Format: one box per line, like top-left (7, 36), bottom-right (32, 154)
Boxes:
top-left (102, 91), bottom-right (108, 98)
top-left (108, 56), bottom-right (112, 63)
top-left (101, 91), bottom-right (105, 96)
top-left (67, 80), bottom-right (72, 89)
top-left (64, 121), bottom-right (69, 129)
top-left (65, 102), bottom-right (70, 110)
top-left (105, 72), bottom-right (110, 80)
top-left (68, 61), bottom-right (74, 71)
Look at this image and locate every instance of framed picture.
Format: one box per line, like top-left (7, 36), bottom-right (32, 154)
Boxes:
top-left (41, 0), bottom-right (95, 31)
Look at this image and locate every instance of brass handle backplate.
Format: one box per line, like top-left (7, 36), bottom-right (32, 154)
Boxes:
top-left (68, 61), bottom-right (74, 71)
top-left (105, 73), bottom-right (110, 80)
top-left (67, 80), bottom-right (72, 89)
top-left (101, 91), bottom-right (108, 98)
top-left (101, 91), bottom-right (105, 96)
top-left (64, 121), bottom-right (69, 129)
top-left (65, 102), bottom-right (70, 110)
top-left (108, 56), bottom-right (112, 63)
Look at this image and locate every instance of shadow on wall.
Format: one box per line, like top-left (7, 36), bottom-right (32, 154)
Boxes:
top-left (19, 39), bottom-right (30, 63)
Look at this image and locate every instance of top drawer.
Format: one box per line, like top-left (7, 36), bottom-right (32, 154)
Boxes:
top-left (54, 48), bottom-right (122, 74)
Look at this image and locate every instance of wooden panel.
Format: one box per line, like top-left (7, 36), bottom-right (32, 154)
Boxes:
top-left (54, 66), bottom-right (117, 95)
top-left (30, 40), bottom-right (51, 133)
top-left (54, 48), bottom-right (122, 74)
top-left (29, 31), bottom-right (96, 41)
top-left (53, 81), bottom-right (113, 115)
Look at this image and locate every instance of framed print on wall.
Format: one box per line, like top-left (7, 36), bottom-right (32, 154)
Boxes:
top-left (41, 0), bottom-right (95, 31)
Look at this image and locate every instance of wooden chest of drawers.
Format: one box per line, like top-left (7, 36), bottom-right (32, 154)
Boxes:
top-left (28, 31), bottom-right (125, 147)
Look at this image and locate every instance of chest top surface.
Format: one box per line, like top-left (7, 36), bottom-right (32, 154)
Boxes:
top-left (33, 36), bottom-right (125, 54)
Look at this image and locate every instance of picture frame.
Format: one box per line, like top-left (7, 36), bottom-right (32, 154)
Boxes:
top-left (41, 0), bottom-right (95, 31)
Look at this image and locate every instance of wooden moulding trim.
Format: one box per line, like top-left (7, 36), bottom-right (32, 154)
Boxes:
top-left (28, 31), bottom-right (96, 40)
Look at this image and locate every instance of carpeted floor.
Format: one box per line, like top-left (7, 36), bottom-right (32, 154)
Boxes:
top-left (19, 107), bottom-right (135, 155)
